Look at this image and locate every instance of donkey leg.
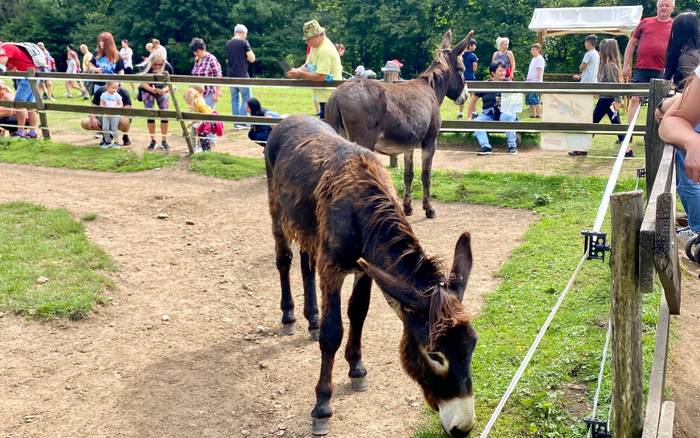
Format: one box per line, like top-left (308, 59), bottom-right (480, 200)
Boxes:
top-left (421, 139), bottom-right (437, 218)
top-left (403, 151), bottom-right (414, 216)
top-left (344, 272), bottom-right (372, 391)
top-left (300, 250), bottom-right (320, 341)
top-left (311, 267), bottom-right (346, 435)
top-left (273, 220), bottom-right (296, 335)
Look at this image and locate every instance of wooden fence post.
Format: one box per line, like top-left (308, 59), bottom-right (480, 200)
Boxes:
top-left (27, 69), bottom-right (51, 140)
top-left (610, 190), bottom-right (644, 438)
top-left (644, 79), bottom-right (671, 200)
top-left (163, 72), bottom-right (194, 154)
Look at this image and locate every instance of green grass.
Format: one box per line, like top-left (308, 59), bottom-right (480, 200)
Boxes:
top-left (0, 202), bottom-right (114, 320)
top-left (391, 170), bottom-right (659, 437)
top-left (189, 151), bottom-right (266, 180)
top-left (0, 138), bottom-right (179, 172)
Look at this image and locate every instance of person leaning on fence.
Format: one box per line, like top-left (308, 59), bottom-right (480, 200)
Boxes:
top-left (139, 55), bottom-right (173, 151)
top-left (81, 84), bottom-right (132, 145)
top-left (0, 83), bottom-right (26, 136)
top-left (664, 11), bottom-right (700, 91)
top-left (287, 20), bottom-right (343, 120)
top-left (0, 42), bottom-right (41, 139)
top-left (659, 65), bottom-right (700, 241)
top-left (466, 61), bottom-right (518, 155)
top-left (525, 43), bottom-right (545, 118)
top-left (246, 97), bottom-right (281, 146)
top-left (190, 38), bottom-right (222, 110)
top-left (225, 24), bottom-right (256, 127)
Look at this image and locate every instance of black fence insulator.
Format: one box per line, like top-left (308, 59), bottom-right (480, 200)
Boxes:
top-left (584, 418), bottom-right (612, 438)
top-left (637, 168), bottom-right (647, 178)
top-left (582, 231), bottom-right (610, 261)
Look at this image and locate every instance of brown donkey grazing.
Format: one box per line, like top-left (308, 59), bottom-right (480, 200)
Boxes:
top-left (326, 30), bottom-right (474, 219)
top-left (265, 115), bottom-right (478, 437)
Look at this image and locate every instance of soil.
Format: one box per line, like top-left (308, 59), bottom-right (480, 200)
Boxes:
top-left (0, 160), bottom-right (536, 438)
top-left (667, 260), bottom-right (700, 438)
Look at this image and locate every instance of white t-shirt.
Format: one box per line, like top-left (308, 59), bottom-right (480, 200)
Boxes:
top-left (527, 55), bottom-right (545, 82)
top-left (581, 49), bottom-right (600, 83)
top-left (119, 47), bottom-right (133, 69)
top-left (695, 64), bottom-right (700, 78)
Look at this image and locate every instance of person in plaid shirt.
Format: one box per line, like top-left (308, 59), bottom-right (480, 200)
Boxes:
top-left (190, 38), bottom-right (222, 109)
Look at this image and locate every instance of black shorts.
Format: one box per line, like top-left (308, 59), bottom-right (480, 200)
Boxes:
top-left (632, 69), bottom-right (662, 83)
top-left (124, 67), bottom-right (134, 75)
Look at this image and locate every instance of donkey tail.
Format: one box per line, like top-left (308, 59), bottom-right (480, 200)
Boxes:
top-left (325, 93), bottom-right (344, 133)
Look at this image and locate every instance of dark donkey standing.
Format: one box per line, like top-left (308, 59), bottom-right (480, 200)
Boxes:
top-left (265, 115), bottom-right (478, 437)
top-left (326, 30), bottom-right (474, 219)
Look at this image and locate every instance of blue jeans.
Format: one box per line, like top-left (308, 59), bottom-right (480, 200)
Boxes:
top-left (474, 110), bottom-right (517, 148)
top-left (14, 79), bottom-right (35, 102)
top-left (677, 148), bottom-right (700, 233)
top-left (230, 86), bottom-right (252, 116)
top-left (204, 93), bottom-right (216, 110)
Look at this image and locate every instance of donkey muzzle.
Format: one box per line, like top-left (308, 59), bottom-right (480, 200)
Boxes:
top-left (439, 396), bottom-right (475, 437)
top-left (454, 86), bottom-right (469, 106)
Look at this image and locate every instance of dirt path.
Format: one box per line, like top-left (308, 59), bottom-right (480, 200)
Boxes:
top-left (0, 162), bottom-right (536, 438)
top-left (668, 261), bottom-right (700, 437)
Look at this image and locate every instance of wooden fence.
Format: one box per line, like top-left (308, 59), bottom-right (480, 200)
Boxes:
top-left (609, 79), bottom-right (680, 438)
top-left (1, 70), bottom-right (649, 154)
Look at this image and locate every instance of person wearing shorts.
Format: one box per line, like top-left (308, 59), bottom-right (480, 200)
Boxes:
top-left (525, 43), bottom-right (545, 118)
top-left (623, 0), bottom-right (674, 152)
top-left (140, 55), bottom-right (173, 151)
top-left (0, 42), bottom-right (39, 139)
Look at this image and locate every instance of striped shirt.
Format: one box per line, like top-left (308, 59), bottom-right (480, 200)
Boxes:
top-left (191, 52), bottom-right (222, 96)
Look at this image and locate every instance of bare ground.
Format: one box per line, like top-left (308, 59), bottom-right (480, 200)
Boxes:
top-left (0, 161), bottom-right (536, 438)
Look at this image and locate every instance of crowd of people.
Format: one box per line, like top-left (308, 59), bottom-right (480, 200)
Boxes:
top-left (0, 1), bottom-right (697, 237)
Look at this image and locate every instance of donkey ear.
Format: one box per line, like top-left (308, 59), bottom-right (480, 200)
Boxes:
top-left (358, 258), bottom-right (428, 311)
top-left (440, 29), bottom-right (453, 50)
top-left (447, 232), bottom-right (473, 301)
top-left (451, 30), bottom-right (475, 57)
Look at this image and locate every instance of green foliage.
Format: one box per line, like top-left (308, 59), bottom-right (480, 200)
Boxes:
top-left (0, 139), bottom-right (180, 172)
top-left (3, 0), bottom-right (699, 76)
top-left (0, 201), bottom-right (114, 320)
top-left (189, 151), bottom-right (266, 180)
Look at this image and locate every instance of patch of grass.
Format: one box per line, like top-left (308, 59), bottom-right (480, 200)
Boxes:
top-left (0, 139), bottom-right (179, 172)
top-left (189, 151), bottom-right (266, 180)
top-left (395, 171), bottom-right (660, 437)
top-left (0, 202), bottom-right (114, 320)
top-left (80, 212), bottom-right (97, 222)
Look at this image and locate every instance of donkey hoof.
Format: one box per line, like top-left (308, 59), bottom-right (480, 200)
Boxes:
top-left (425, 208), bottom-right (436, 219)
top-left (309, 328), bottom-right (320, 341)
top-left (311, 417), bottom-right (331, 436)
top-left (404, 205), bottom-right (413, 216)
top-left (351, 376), bottom-right (369, 392)
top-left (281, 322), bottom-right (296, 336)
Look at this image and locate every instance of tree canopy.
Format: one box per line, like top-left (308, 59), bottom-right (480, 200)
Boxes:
top-left (1, 0), bottom-right (698, 78)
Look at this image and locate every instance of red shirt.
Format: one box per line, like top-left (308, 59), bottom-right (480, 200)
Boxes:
top-left (0, 43), bottom-right (36, 72)
top-left (632, 17), bottom-right (673, 71)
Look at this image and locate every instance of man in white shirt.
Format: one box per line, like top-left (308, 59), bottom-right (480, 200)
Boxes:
top-left (574, 35), bottom-right (599, 83)
top-left (525, 43), bottom-right (545, 118)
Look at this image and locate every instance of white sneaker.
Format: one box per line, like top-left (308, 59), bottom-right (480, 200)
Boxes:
top-left (194, 147), bottom-right (203, 154)
top-left (677, 227), bottom-right (698, 239)
top-left (456, 112), bottom-right (464, 119)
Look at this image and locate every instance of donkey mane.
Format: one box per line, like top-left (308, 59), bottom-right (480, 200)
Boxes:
top-left (419, 49), bottom-right (452, 90)
top-left (427, 287), bottom-right (472, 349)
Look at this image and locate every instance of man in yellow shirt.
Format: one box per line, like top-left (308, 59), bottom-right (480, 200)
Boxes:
top-left (288, 20), bottom-right (343, 120)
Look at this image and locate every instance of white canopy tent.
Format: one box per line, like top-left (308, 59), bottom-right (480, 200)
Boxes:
top-left (529, 6), bottom-right (644, 39)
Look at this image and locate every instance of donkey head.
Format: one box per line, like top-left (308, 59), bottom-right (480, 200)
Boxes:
top-left (432, 30), bottom-right (474, 106)
top-left (358, 232), bottom-right (477, 437)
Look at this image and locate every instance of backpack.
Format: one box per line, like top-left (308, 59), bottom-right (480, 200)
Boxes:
top-left (15, 42), bottom-right (48, 68)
